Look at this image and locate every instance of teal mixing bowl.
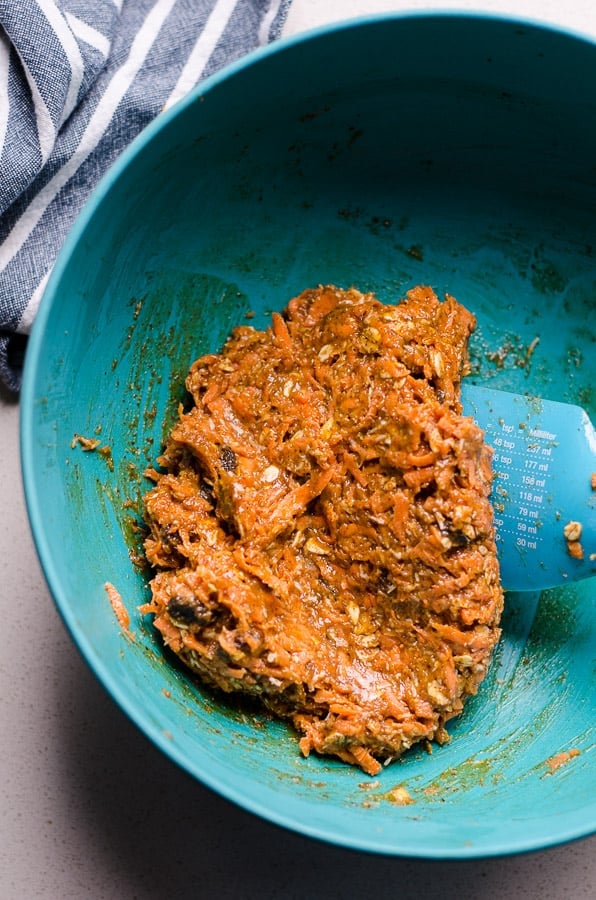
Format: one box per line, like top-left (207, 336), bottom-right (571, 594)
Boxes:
top-left (21, 13), bottom-right (595, 858)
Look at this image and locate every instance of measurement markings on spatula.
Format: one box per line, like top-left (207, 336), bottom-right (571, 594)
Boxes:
top-left (461, 383), bottom-right (596, 590)
top-left (489, 417), bottom-right (556, 557)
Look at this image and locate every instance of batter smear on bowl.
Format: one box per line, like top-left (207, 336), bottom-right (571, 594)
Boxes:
top-left (141, 285), bottom-right (504, 775)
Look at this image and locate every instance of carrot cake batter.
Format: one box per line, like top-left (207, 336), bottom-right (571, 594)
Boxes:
top-left (141, 285), bottom-right (503, 775)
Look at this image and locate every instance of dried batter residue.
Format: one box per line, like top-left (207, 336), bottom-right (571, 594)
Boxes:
top-left (385, 785), bottom-right (414, 805)
top-left (71, 433), bottom-right (101, 451)
top-left (563, 521), bottom-right (584, 560)
top-left (544, 748), bottom-right (580, 775)
top-left (72, 433), bottom-right (114, 470)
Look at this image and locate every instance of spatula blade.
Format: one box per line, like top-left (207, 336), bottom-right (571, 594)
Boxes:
top-left (461, 384), bottom-right (596, 592)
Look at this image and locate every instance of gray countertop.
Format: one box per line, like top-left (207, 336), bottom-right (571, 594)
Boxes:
top-left (1, 3), bottom-right (595, 897)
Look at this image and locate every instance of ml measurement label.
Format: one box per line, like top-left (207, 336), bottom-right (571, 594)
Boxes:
top-left (489, 419), bottom-right (556, 555)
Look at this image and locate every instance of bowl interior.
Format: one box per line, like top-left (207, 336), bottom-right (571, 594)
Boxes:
top-left (22, 14), bottom-right (595, 858)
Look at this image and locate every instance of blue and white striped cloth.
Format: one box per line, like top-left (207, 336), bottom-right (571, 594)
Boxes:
top-left (0, 0), bottom-right (292, 391)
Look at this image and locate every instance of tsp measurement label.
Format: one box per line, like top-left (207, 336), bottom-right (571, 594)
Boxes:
top-left (487, 419), bottom-right (556, 555)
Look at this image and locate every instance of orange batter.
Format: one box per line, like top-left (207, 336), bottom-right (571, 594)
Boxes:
top-left (141, 285), bottom-right (503, 775)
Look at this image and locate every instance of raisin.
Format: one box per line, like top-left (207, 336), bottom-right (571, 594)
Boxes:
top-left (167, 596), bottom-right (212, 626)
top-left (446, 529), bottom-right (471, 548)
top-left (219, 446), bottom-right (238, 472)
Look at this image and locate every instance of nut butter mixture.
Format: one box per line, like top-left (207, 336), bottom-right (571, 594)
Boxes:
top-left (141, 285), bottom-right (504, 775)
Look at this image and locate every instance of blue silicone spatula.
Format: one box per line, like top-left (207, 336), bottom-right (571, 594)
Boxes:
top-left (461, 384), bottom-right (596, 592)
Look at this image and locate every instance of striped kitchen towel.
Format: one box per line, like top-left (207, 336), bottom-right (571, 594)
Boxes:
top-left (0, 0), bottom-right (293, 391)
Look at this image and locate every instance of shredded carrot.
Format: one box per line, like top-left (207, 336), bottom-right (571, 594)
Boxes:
top-left (104, 581), bottom-right (134, 640)
top-left (271, 311), bottom-right (293, 352)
